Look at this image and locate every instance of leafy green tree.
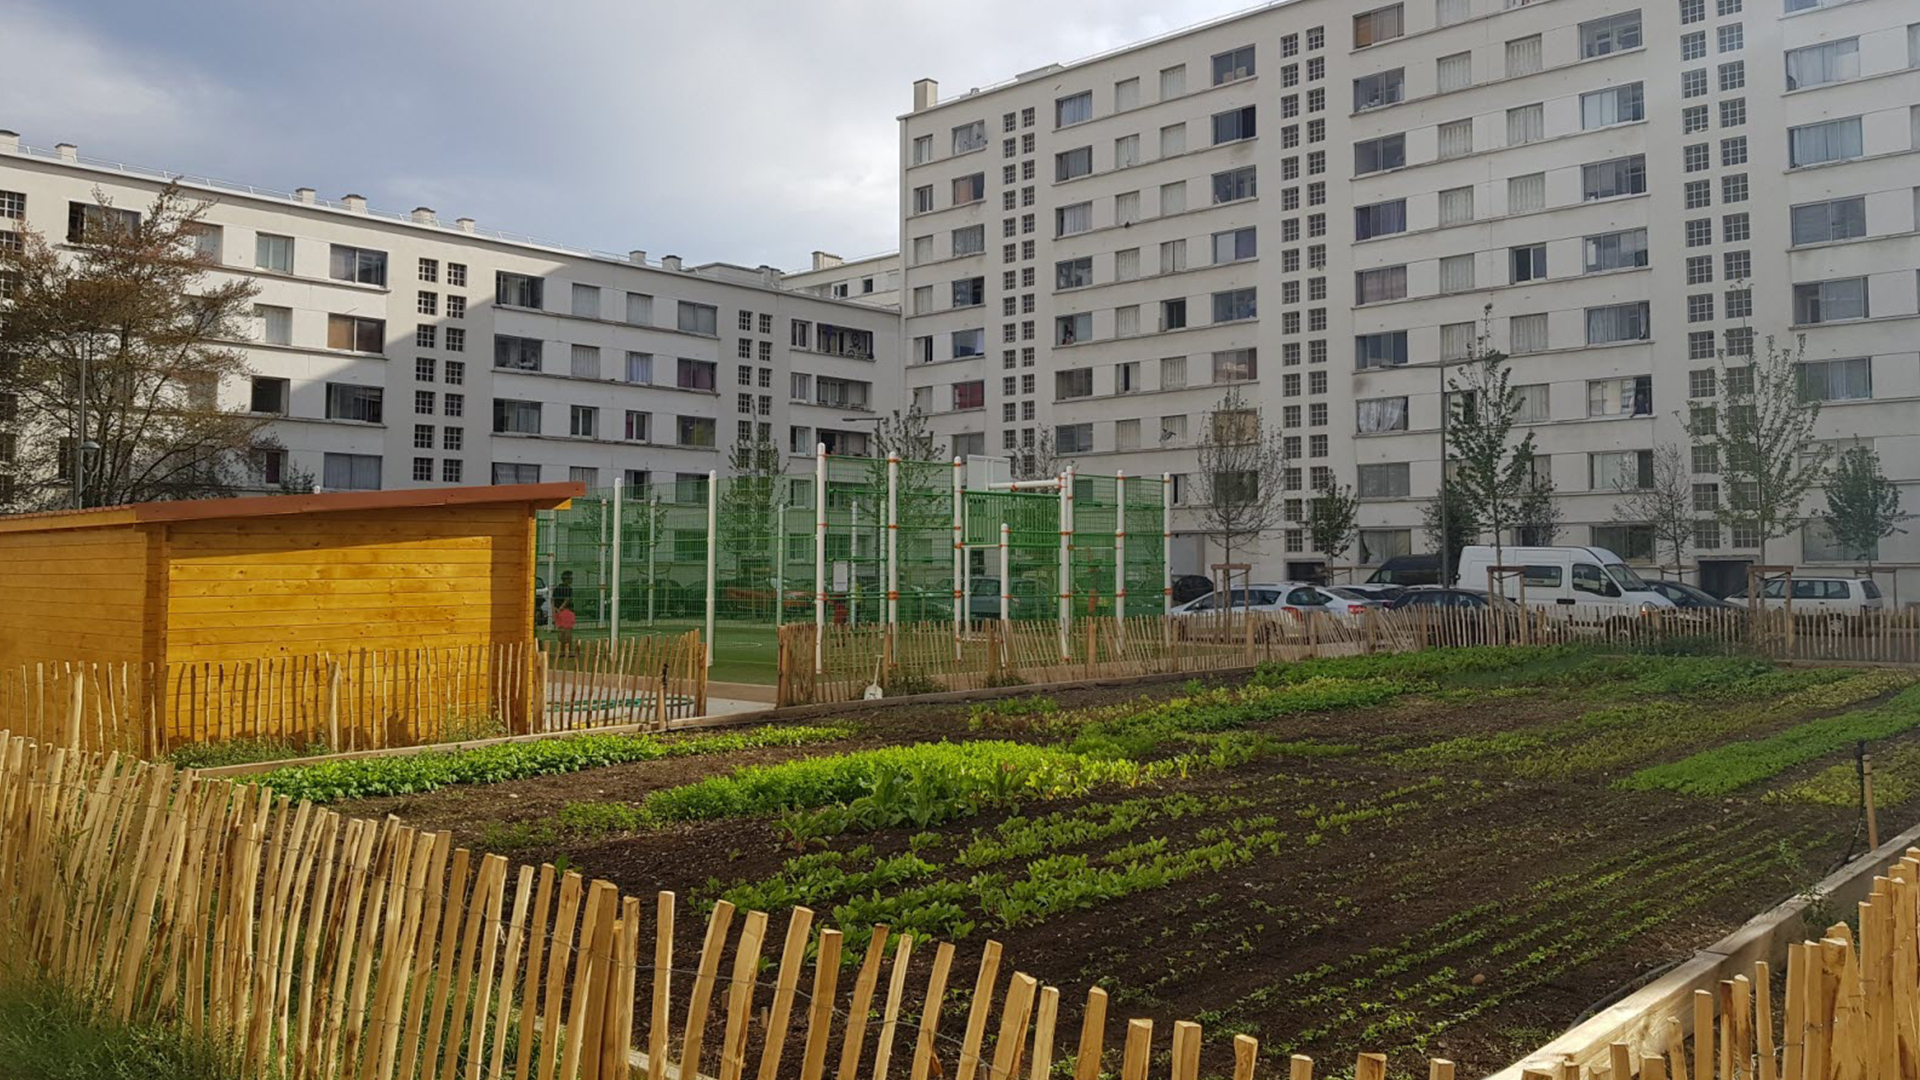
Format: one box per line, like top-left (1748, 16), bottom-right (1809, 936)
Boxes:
top-left (1608, 444), bottom-right (1695, 577)
top-left (719, 437), bottom-right (785, 590)
top-left (1821, 444), bottom-right (1906, 568)
top-left (1515, 468), bottom-right (1564, 547)
top-left (1421, 482), bottom-right (1480, 584)
top-left (1447, 318), bottom-right (1537, 570)
top-left (1307, 484), bottom-right (1360, 570)
top-left (1683, 333), bottom-right (1827, 564)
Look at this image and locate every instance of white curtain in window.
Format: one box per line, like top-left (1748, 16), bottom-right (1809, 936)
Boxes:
top-left (1115, 135), bottom-right (1141, 169)
top-left (1115, 78), bottom-right (1141, 111)
top-left (1507, 104), bottom-right (1543, 145)
top-left (1785, 39), bottom-right (1859, 89)
top-left (1115, 306), bottom-right (1140, 336)
top-left (1437, 119), bottom-right (1474, 159)
top-left (1160, 66), bottom-right (1186, 100)
top-left (1506, 36), bottom-right (1543, 77)
top-left (1515, 383), bottom-right (1550, 422)
top-left (625, 292), bottom-right (652, 325)
top-left (1115, 191), bottom-right (1141, 225)
top-left (1356, 397), bottom-right (1408, 432)
top-left (1440, 322), bottom-right (1474, 360)
top-left (1437, 52), bottom-right (1472, 92)
top-left (571, 344), bottom-right (599, 378)
top-left (257, 305), bottom-right (292, 345)
top-left (1357, 265), bottom-right (1407, 304)
top-left (1581, 84), bottom-right (1643, 128)
top-left (1057, 203), bottom-right (1092, 235)
top-left (1508, 173), bottom-right (1545, 214)
top-left (1161, 181), bottom-right (1188, 215)
top-left (1161, 239), bottom-right (1187, 274)
top-left (911, 236), bottom-right (934, 264)
top-left (1438, 186), bottom-right (1474, 226)
top-left (1160, 124), bottom-right (1186, 157)
top-left (1789, 118), bottom-right (1862, 166)
top-left (1115, 248), bottom-right (1140, 280)
top-left (1439, 254), bottom-right (1475, 292)
top-left (1437, 0), bottom-right (1471, 26)
top-left (1161, 356), bottom-right (1186, 389)
top-left (1510, 313), bottom-right (1550, 353)
top-left (1586, 302), bottom-right (1649, 344)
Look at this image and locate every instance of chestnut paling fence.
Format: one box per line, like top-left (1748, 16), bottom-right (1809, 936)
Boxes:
top-left (0, 633), bottom-right (707, 758)
top-left (9, 729), bottom-right (1920, 1080)
top-left (778, 605), bottom-right (1920, 706)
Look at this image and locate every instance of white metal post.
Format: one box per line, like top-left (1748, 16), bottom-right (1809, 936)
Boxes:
top-left (774, 505), bottom-right (785, 632)
top-left (886, 455), bottom-right (899, 627)
top-left (1114, 471), bottom-right (1126, 637)
top-left (1058, 470), bottom-right (1071, 661)
top-left (850, 499), bottom-right (861, 628)
top-left (951, 457), bottom-right (963, 659)
top-left (610, 475), bottom-right (623, 644)
top-left (1163, 473), bottom-right (1173, 647)
top-left (545, 511), bottom-right (558, 630)
top-left (814, 443), bottom-right (827, 674)
top-left (647, 495), bottom-right (658, 626)
top-left (704, 469), bottom-right (717, 669)
top-left (597, 494), bottom-right (608, 633)
top-left (999, 521), bottom-right (1012, 665)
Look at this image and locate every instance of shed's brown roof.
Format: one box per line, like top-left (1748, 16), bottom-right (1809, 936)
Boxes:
top-left (0, 482), bottom-right (583, 534)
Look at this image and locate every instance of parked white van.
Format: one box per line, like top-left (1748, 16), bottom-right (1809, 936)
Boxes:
top-left (1454, 545), bottom-right (1677, 619)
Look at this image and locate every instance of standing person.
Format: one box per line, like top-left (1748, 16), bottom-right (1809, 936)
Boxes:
top-left (552, 570), bottom-right (577, 657)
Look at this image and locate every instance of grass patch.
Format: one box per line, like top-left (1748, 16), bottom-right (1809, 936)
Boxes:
top-left (1621, 680), bottom-right (1920, 796)
top-left (259, 723), bottom-right (855, 803)
top-left (0, 977), bottom-right (244, 1080)
top-left (1769, 742), bottom-right (1920, 807)
top-left (168, 736), bottom-right (332, 770)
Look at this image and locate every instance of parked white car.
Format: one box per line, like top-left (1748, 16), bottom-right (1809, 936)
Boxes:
top-left (1454, 545), bottom-right (1676, 620)
top-left (1729, 576), bottom-right (1885, 629)
top-left (1279, 584), bottom-right (1389, 626)
top-left (1171, 585), bottom-right (1292, 616)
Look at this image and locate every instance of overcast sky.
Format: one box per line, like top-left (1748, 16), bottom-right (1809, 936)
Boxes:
top-left (4, 0), bottom-right (1242, 269)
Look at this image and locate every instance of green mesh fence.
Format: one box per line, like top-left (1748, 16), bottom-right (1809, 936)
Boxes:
top-left (535, 458), bottom-right (1166, 683)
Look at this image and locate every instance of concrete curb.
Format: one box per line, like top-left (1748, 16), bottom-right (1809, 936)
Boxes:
top-left (1485, 817), bottom-right (1920, 1079)
top-left (196, 666), bottom-right (1249, 779)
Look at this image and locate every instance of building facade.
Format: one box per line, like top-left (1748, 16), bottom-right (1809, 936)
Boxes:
top-left (784, 250), bottom-right (903, 309)
top-left (0, 135), bottom-right (901, 501)
top-left (898, 0), bottom-right (1920, 592)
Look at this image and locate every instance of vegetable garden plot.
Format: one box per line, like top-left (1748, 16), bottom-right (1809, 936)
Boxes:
top-left (313, 647), bottom-right (1920, 1077)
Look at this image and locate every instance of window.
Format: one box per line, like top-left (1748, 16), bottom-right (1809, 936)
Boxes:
top-left (950, 328), bottom-right (985, 357)
top-left (1507, 104), bottom-right (1544, 145)
top-left (1581, 83), bottom-right (1644, 128)
top-left (1793, 278), bottom-right (1868, 324)
top-left (1212, 106), bottom-right (1256, 144)
top-left (1581, 11), bottom-right (1642, 57)
top-left (1587, 375), bottom-right (1654, 416)
top-left (249, 303), bottom-right (292, 347)
top-left (1440, 254), bottom-right (1475, 292)
top-left (1160, 298), bottom-right (1188, 331)
top-left (1437, 0), bottom-right (1470, 24)
top-left (1211, 45), bottom-right (1257, 86)
top-left (953, 380), bottom-right (986, 410)
top-left (1440, 322), bottom-right (1474, 361)
top-left (1592, 525), bottom-right (1656, 560)
top-left (676, 358), bottom-right (717, 390)
top-left (1785, 38), bottom-right (1857, 89)
top-left (245, 375), bottom-right (289, 415)
top-left (1358, 463), bottom-right (1411, 499)
top-left (1789, 118), bottom-right (1862, 167)
top-left (1510, 244), bottom-right (1547, 283)
top-left (1683, 31), bottom-right (1707, 61)
top-left (1161, 239), bottom-right (1188, 273)
top-left (952, 121), bottom-right (986, 154)
top-left (1514, 383), bottom-right (1551, 423)
top-left (1213, 227), bottom-right (1257, 263)
top-left (1437, 52), bottom-right (1472, 93)
top-left (1056, 424), bottom-right (1094, 454)
top-left (1052, 147), bottom-right (1095, 184)
top-left (494, 270), bottom-right (543, 309)
top-left (1212, 166), bottom-right (1257, 204)
top-left (1213, 288), bottom-right (1258, 322)
top-left (1055, 314), bottom-right (1092, 346)
top-left (1790, 197), bottom-right (1867, 245)
top-left (254, 232), bottom-right (293, 273)
top-left (1432, 119), bottom-right (1470, 159)
top-left (328, 244), bottom-right (387, 286)
top-left (1354, 199), bottom-right (1406, 240)
top-left (1213, 349), bottom-right (1257, 383)
top-left (1720, 98), bottom-right (1746, 126)
top-left (1590, 449), bottom-right (1655, 490)
top-left (564, 404), bottom-right (597, 439)
top-left (1584, 228), bottom-right (1648, 272)
top-left (489, 462), bottom-right (539, 486)
top-left (325, 383), bottom-right (383, 424)
top-left (1797, 357), bottom-right (1871, 401)
top-left (1356, 396), bottom-right (1408, 433)
top-left (1582, 156), bottom-right (1646, 200)
top-left (1430, 187), bottom-right (1471, 227)
top-left (1354, 134), bottom-right (1405, 175)
top-left (951, 276), bottom-right (985, 308)
top-left (1506, 35), bottom-right (1543, 77)
top-left (670, 301), bottom-right (716, 335)
top-left (1354, 6), bottom-right (1403, 47)
top-left (1056, 91), bottom-right (1093, 127)
top-left (1717, 60), bottom-right (1744, 91)
top-left (1356, 331), bottom-right (1409, 368)
top-left (326, 314), bottom-right (385, 354)
top-left (1510, 314), bottom-right (1550, 354)
top-left (1343, 74), bottom-right (1404, 125)
top-left (1585, 302), bottom-right (1651, 344)
top-left (323, 453), bottom-right (381, 491)
top-left (1718, 23), bottom-right (1744, 52)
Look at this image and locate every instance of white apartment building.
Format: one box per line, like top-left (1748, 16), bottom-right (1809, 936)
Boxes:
top-left (784, 250), bottom-right (903, 309)
top-left (898, 0), bottom-right (1920, 595)
top-left (0, 134), bottom-right (900, 501)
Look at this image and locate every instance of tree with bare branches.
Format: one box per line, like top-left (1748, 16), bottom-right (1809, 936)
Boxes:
top-left (1683, 333), bottom-right (1827, 565)
top-left (1447, 318), bottom-right (1537, 570)
top-left (1609, 444), bottom-right (1695, 577)
top-left (1193, 387), bottom-right (1291, 570)
top-left (0, 183), bottom-right (285, 511)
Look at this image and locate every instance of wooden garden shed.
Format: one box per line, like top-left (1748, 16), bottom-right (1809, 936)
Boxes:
top-left (0, 482), bottom-right (579, 751)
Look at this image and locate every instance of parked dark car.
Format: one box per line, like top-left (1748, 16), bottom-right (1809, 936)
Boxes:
top-left (1388, 586), bottom-right (1523, 642)
top-left (1642, 579), bottom-right (1735, 610)
top-left (1387, 587), bottom-right (1507, 611)
top-left (1171, 574), bottom-right (1214, 604)
top-left (1367, 554), bottom-right (1443, 587)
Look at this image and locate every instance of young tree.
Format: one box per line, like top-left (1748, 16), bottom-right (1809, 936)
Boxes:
top-left (0, 184), bottom-right (279, 511)
top-left (1421, 482), bottom-right (1480, 583)
top-left (1683, 333), bottom-right (1827, 564)
top-left (1010, 428), bottom-right (1067, 481)
top-left (1822, 444), bottom-right (1907, 569)
top-left (1194, 387), bottom-right (1291, 570)
top-left (1307, 483), bottom-right (1360, 572)
top-left (1608, 444), bottom-right (1695, 577)
top-left (1447, 320), bottom-right (1537, 570)
top-left (719, 436), bottom-right (785, 589)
